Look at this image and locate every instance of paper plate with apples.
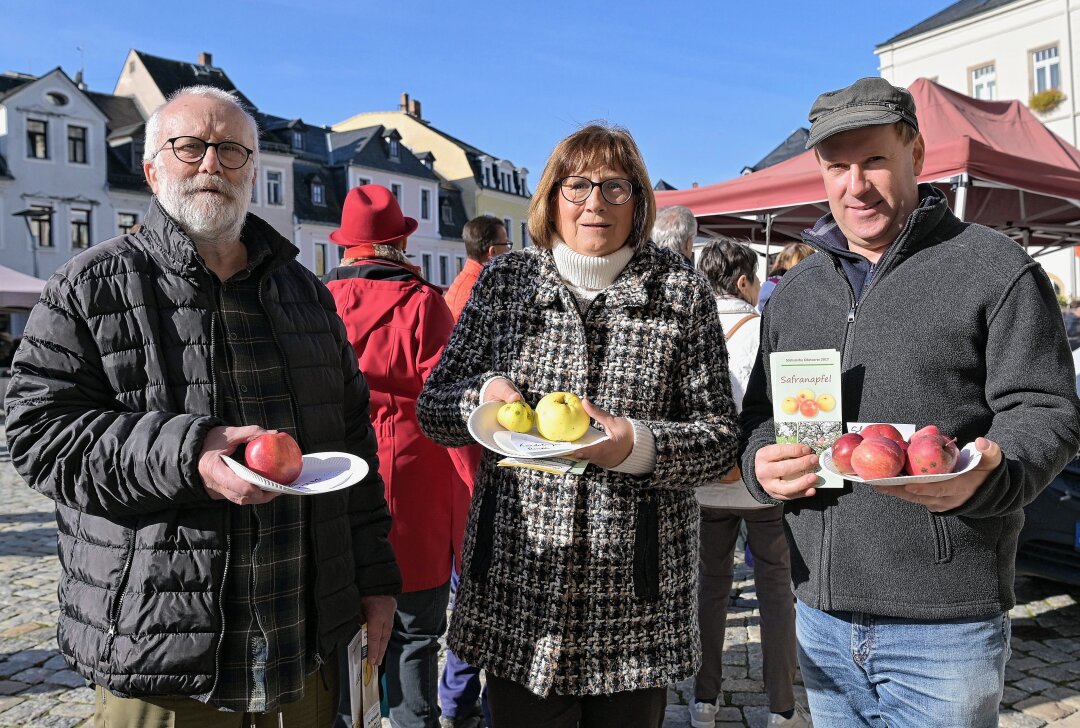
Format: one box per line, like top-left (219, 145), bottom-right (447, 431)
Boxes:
top-left (221, 452), bottom-right (369, 495)
top-left (820, 442), bottom-right (982, 486)
top-left (467, 400), bottom-right (609, 459)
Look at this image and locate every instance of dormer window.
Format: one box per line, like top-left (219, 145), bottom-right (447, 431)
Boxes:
top-left (311, 180), bottom-right (325, 206)
top-left (292, 130), bottom-right (304, 150)
top-left (389, 139), bottom-right (400, 161)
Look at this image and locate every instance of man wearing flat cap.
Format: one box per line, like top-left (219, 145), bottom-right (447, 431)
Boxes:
top-left (739, 77), bottom-right (1080, 725)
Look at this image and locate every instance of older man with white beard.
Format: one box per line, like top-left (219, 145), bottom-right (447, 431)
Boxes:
top-left (4, 86), bottom-right (401, 728)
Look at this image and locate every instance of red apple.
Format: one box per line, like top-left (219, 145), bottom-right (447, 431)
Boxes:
top-left (859, 423), bottom-right (906, 448)
top-left (909, 425), bottom-right (943, 442)
top-left (245, 432), bottom-right (304, 484)
top-left (799, 399), bottom-right (820, 418)
top-left (830, 433), bottom-right (864, 475)
top-left (904, 431), bottom-right (959, 475)
top-left (850, 435), bottom-right (906, 480)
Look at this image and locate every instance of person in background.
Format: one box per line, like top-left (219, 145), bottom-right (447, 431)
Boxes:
top-left (445, 216), bottom-right (510, 322)
top-left (324, 184), bottom-right (467, 728)
top-left (652, 205), bottom-right (698, 261)
top-left (689, 240), bottom-right (811, 728)
top-left (5, 87), bottom-right (400, 727)
top-left (417, 123), bottom-right (740, 728)
top-left (756, 242), bottom-right (813, 311)
top-left (741, 76), bottom-right (1080, 727)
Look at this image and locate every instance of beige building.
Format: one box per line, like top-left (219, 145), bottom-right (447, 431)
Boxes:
top-left (875, 0), bottom-right (1078, 145)
top-left (334, 94), bottom-right (532, 247)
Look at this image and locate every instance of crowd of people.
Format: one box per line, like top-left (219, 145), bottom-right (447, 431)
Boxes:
top-left (3, 75), bottom-right (1079, 728)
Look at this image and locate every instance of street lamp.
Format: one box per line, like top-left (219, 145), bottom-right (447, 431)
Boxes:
top-left (12, 208), bottom-right (52, 279)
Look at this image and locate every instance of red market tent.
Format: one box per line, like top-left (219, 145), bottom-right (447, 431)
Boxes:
top-left (657, 78), bottom-right (1080, 253)
top-left (0, 264), bottom-right (46, 310)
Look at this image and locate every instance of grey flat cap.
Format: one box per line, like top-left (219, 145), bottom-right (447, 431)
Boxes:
top-left (806, 77), bottom-right (919, 149)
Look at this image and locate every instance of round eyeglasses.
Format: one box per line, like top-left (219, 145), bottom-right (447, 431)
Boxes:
top-left (158, 136), bottom-right (254, 170)
top-left (558, 176), bottom-right (634, 205)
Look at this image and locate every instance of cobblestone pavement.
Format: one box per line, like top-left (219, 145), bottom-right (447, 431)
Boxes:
top-left (0, 417), bottom-right (1078, 727)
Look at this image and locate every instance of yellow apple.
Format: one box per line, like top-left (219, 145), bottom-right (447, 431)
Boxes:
top-left (534, 392), bottom-right (590, 442)
top-left (781, 397), bottom-right (798, 415)
top-left (497, 401), bottom-right (535, 433)
top-left (816, 393), bottom-right (836, 412)
top-left (796, 388), bottom-right (815, 402)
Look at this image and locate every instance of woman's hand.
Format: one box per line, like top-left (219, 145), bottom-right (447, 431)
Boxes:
top-left (569, 399), bottom-right (636, 469)
top-left (482, 377), bottom-right (522, 404)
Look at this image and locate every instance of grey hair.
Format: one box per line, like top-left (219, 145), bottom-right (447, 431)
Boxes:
top-left (697, 238), bottom-right (759, 298)
top-left (652, 205), bottom-right (698, 257)
top-left (143, 85), bottom-right (260, 167)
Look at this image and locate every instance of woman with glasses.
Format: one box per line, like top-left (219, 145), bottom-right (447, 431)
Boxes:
top-left (417, 124), bottom-right (740, 728)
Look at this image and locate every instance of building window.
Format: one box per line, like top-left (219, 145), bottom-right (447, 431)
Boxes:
top-left (314, 242), bottom-right (327, 277)
top-left (439, 255), bottom-right (449, 285)
top-left (456, 256), bottom-right (465, 273)
top-left (356, 176), bottom-right (371, 188)
top-left (266, 171), bottom-right (283, 206)
top-left (117, 212), bottom-right (138, 235)
top-left (71, 209), bottom-right (91, 248)
top-left (68, 125), bottom-right (88, 164)
top-left (483, 167), bottom-right (491, 188)
top-left (420, 189), bottom-right (431, 220)
top-left (391, 183), bottom-right (403, 205)
top-left (30, 205), bottom-right (53, 247)
top-left (504, 218), bottom-right (513, 243)
top-left (971, 64), bottom-right (996, 100)
top-left (521, 221), bottom-right (529, 248)
top-left (27, 119), bottom-right (48, 159)
top-left (389, 139), bottom-right (399, 160)
top-left (1033, 46), bottom-right (1061, 94)
top-left (421, 253), bottom-right (433, 281)
top-left (292, 130), bottom-right (304, 150)
top-left (312, 181), bottom-right (325, 206)
top-left (441, 198), bottom-right (453, 225)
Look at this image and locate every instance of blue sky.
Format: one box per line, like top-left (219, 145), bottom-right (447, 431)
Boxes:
top-left (2, 0), bottom-right (948, 189)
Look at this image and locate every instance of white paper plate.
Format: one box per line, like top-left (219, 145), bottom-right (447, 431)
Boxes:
top-left (820, 442), bottom-right (982, 486)
top-left (467, 401), bottom-right (609, 459)
top-left (221, 452), bottom-right (369, 495)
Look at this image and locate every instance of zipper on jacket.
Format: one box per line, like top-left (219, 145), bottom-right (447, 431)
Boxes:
top-left (208, 283), bottom-right (222, 419)
top-left (204, 532), bottom-right (232, 699)
top-left (102, 538), bottom-right (136, 664)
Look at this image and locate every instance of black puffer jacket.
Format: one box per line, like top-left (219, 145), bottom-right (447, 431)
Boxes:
top-left (4, 201), bottom-right (401, 697)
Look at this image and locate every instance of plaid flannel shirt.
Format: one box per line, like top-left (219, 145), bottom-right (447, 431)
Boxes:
top-left (199, 236), bottom-right (313, 712)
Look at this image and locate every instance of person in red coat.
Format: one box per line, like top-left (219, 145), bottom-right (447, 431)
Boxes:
top-left (444, 215), bottom-right (510, 322)
top-left (325, 184), bottom-right (471, 728)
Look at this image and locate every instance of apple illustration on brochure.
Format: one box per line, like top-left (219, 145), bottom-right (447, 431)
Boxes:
top-left (468, 392), bottom-right (610, 460)
top-left (770, 349), bottom-right (845, 488)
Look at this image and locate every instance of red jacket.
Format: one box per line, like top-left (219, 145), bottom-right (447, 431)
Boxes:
top-left (444, 258), bottom-right (484, 322)
top-left (325, 259), bottom-right (476, 592)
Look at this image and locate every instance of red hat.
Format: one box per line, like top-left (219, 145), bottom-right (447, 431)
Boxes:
top-left (330, 184), bottom-right (418, 246)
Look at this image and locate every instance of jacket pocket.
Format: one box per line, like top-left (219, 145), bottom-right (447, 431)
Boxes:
top-left (469, 482), bottom-right (497, 580)
top-left (929, 514), bottom-right (953, 564)
top-left (633, 491), bottom-right (659, 601)
top-left (100, 535), bottom-right (136, 668)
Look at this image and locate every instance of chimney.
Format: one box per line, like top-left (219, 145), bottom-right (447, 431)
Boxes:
top-left (74, 69), bottom-right (87, 90)
top-left (198, 52), bottom-right (213, 66)
top-left (408, 98), bottom-right (422, 119)
top-left (400, 92), bottom-right (410, 112)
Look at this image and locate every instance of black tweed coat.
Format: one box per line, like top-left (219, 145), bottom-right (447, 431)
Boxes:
top-left (416, 243), bottom-right (739, 697)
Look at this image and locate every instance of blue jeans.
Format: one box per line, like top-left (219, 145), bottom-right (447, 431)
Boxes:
top-left (385, 580), bottom-right (452, 728)
top-left (795, 601), bottom-right (1010, 727)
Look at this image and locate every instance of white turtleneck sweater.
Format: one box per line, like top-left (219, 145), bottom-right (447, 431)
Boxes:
top-left (481, 242), bottom-right (657, 475)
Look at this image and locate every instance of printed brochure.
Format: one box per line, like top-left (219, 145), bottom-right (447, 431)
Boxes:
top-left (347, 624), bottom-right (381, 728)
top-left (770, 349), bottom-right (844, 489)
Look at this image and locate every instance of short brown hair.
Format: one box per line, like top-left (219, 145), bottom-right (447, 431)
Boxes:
top-left (768, 242), bottom-right (814, 277)
top-left (894, 121), bottom-right (919, 145)
top-left (462, 215), bottom-right (506, 261)
top-left (527, 123), bottom-right (656, 252)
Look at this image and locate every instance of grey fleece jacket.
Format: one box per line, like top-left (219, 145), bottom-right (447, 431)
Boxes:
top-left (740, 185), bottom-right (1080, 619)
